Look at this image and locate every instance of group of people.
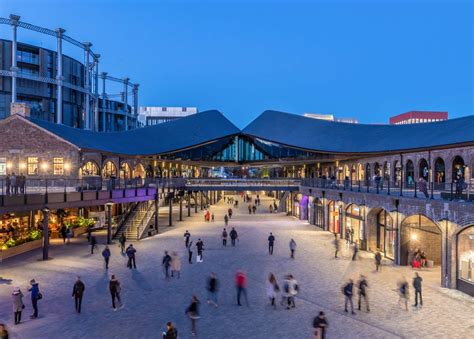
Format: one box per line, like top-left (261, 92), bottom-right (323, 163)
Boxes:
top-left (411, 248), bottom-right (428, 269)
top-left (4, 173), bottom-right (27, 195)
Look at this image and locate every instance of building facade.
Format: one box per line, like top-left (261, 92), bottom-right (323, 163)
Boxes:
top-left (390, 111), bottom-right (448, 125)
top-left (139, 106), bottom-right (198, 126)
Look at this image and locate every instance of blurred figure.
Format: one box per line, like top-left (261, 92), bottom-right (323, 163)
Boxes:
top-left (171, 252), bottom-right (181, 279)
top-left (333, 234), bottom-right (339, 258)
top-left (230, 227), bottom-right (238, 246)
top-left (268, 232), bottom-right (275, 255)
top-left (72, 276), bottom-right (85, 313)
top-left (357, 275), bottom-right (369, 312)
top-left (313, 311), bottom-right (328, 339)
top-left (162, 251), bottom-right (172, 280)
top-left (185, 295), bottom-right (200, 336)
top-left (102, 246), bottom-right (111, 269)
top-left (222, 228), bottom-right (228, 246)
top-left (119, 233), bottom-right (126, 254)
top-left (235, 270), bottom-right (248, 306)
top-left (343, 279), bottom-right (355, 314)
top-left (109, 275), bottom-right (122, 311)
top-left (183, 230), bottom-right (191, 248)
top-left (187, 240), bottom-right (193, 264)
top-left (206, 272), bottom-right (219, 307)
top-left (289, 239), bottom-right (297, 259)
top-left (266, 273), bottom-right (279, 309)
top-left (374, 250), bottom-right (382, 271)
top-left (286, 275), bottom-right (299, 309)
top-left (162, 322), bottom-right (178, 339)
top-left (398, 278), bottom-right (409, 311)
top-left (352, 241), bottom-right (359, 261)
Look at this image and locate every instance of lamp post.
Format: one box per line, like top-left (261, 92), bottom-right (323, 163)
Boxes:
top-left (41, 207), bottom-right (50, 260)
top-left (105, 202), bottom-right (114, 244)
top-left (443, 210), bottom-right (449, 287)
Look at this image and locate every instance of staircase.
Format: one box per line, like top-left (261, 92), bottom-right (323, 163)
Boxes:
top-left (115, 201), bottom-right (155, 240)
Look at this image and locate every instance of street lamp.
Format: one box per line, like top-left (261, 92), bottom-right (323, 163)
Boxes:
top-left (105, 202), bottom-right (114, 244)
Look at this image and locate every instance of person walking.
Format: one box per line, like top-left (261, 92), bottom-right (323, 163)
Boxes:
top-left (351, 241), bottom-right (359, 261)
top-left (10, 173), bottom-right (17, 195)
top-left (184, 230), bottom-right (191, 248)
top-left (119, 233), bottom-right (126, 254)
top-left (289, 239), bottom-right (297, 259)
top-left (109, 275), bottom-right (122, 311)
top-left (171, 252), bottom-right (181, 279)
top-left (343, 279), bottom-right (355, 314)
top-left (162, 322), bottom-right (178, 339)
top-left (269, 204), bottom-right (273, 213)
top-left (196, 239), bottom-right (204, 262)
top-left (230, 227), bottom-right (238, 246)
top-left (268, 232), bottom-right (275, 255)
top-left (224, 214), bottom-right (229, 226)
top-left (206, 272), bottom-right (219, 307)
top-left (357, 275), bottom-right (370, 312)
top-left (286, 275), bottom-right (298, 309)
top-left (235, 270), bottom-right (248, 306)
top-left (12, 287), bottom-right (24, 325)
top-left (333, 234), bottom-right (339, 258)
top-left (28, 279), bottom-right (40, 319)
top-left (72, 276), bottom-right (85, 313)
top-left (375, 250), bottom-right (382, 271)
top-left (185, 295), bottom-right (200, 337)
top-left (413, 272), bottom-right (423, 307)
top-left (417, 177), bottom-right (429, 198)
top-left (222, 228), bottom-right (228, 246)
top-left (162, 251), bottom-right (172, 280)
top-left (126, 244), bottom-right (137, 269)
top-left (266, 273), bottom-right (279, 309)
top-left (102, 246), bottom-right (111, 269)
top-left (5, 174), bottom-right (11, 195)
top-left (228, 208), bottom-right (233, 219)
top-left (66, 226), bottom-right (73, 244)
top-left (187, 240), bottom-right (193, 264)
top-left (60, 224), bottom-right (67, 243)
top-left (211, 213), bottom-right (215, 222)
top-left (398, 278), bottom-right (409, 311)
top-left (313, 311), bottom-right (328, 339)
top-left (90, 236), bottom-right (97, 255)
top-left (248, 204), bottom-right (252, 214)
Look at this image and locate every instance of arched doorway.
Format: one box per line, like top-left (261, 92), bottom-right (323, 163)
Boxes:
top-left (102, 161), bottom-right (117, 178)
top-left (120, 162), bottom-right (132, 181)
top-left (312, 198), bottom-right (324, 228)
top-left (327, 201), bottom-right (341, 235)
top-left (357, 163), bottom-right (364, 181)
top-left (383, 161), bottom-right (390, 182)
top-left (345, 204), bottom-right (364, 246)
top-left (79, 161), bottom-right (99, 176)
top-left (400, 214), bottom-right (441, 267)
top-left (133, 163), bottom-right (146, 178)
top-left (394, 161), bottom-right (402, 186)
top-left (367, 209), bottom-right (396, 260)
top-left (374, 162), bottom-right (381, 177)
top-left (405, 160), bottom-right (414, 186)
top-left (452, 156), bottom-right (465, 180)
top-left (457, 225), bottom-right (474, 296)
top-left (434, 158), bottom-right (445, 189)
top-left (350, 165), bottom-right (357, 182)
top-left (419, 159), bottom-right (429, 180)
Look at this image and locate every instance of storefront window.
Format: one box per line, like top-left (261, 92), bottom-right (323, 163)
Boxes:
top-left (378, 210), bottom-right (396, 260)
top-left (313, 199), bottom-right (324, 228)
top-left (27, 157), bottom-right (38, 175)
top-left (80, 161), bottom-right (99, 176)
top-left (53, 158), bottom-right (64, 175)
top-left (102, 161), bottom-right (117, 178)
top-left (458, 227), bottom-right (474, 286)
top-left (0, 158), bottom-right (6, 176)
top-left (328, 201), bottom-right (341, 234)
top-left (0, 213), bottom-right (42, 250)
top-left (345, 204), bottom-right (363, 245)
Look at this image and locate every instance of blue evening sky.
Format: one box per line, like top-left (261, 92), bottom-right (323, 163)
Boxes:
top-left (1, 0), bottom-right (472, 127)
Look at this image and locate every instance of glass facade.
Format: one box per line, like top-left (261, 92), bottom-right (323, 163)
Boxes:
top-left (377, 210), bottom-right (396, 260)
top-left (345, 204), bottom-right (364, 245)
top-left (458, 227), bottom-right (474, 286)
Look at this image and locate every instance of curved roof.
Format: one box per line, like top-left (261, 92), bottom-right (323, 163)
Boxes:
top-left (242, 110), bottom-right (474, 153)
top-left (30, 110), bottom-right (240, 156)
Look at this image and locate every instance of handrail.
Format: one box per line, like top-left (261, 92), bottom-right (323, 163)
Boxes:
top-left (136, 201), bottom-right (155, 240)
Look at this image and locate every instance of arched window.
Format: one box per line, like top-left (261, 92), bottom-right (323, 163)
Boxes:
top-left (394, 161), bottom-right (402, 185)
top-left (345, 204), bottom-right (364, 245)
top-left (102, 161), bottom-right (117, 178)
top-left (120, 162), bottom-right (132, 180)
top-left (419, 158), bottom-right (429, 180)
top-left (374, 162), bottom-right (381, 177)
top-left (434, 158), bottom-right (445, 186)
top-left (405, 160), bottom-right (414, 186)
top-left (365, 164), bottom-right (371, 183)
top-left (133, 163), bottom-right (146, 178)
top-left (79, 161), bottom-right (99, 176)
top-left (312, 198), bottom-right (324, 228)
top-left (357, 163), bottom-right (364, 181)
top-left (383, 161), bottom-right (391, 181)
top-left (452, 156), bottom-right (465, 181)
top-left (457, 226), bottom-right (474, 295)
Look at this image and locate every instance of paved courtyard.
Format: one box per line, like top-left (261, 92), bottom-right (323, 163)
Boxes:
top-left (0, 195), bottom-right (473, 339)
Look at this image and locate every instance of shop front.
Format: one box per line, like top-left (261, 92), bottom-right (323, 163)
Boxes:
top-left (344, 204), bottom-right (365, 248)
top-left (310, 198), bottom-right (325, 229)
top-left (328, 201), bottom-right (341, 235)
top-left (457, 226), bottom-right (474, 296)
top-left (0, 212), bottom-right (40, 251)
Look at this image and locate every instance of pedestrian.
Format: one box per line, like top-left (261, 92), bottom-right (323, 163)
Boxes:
top-left (66, 226), bottom-right (73, 244)
top-left (211, 213), bottom-right (215, 222)
top-left (413, 272), bottom-right (423, 307)
top-left (90, 236), bottom-right (97, 255)
top-left (252, 205), bottom-right (257, 214)
top-left (224, 214), bottom-right (229, 226)
top-left (206, 272), bottom-right (219, 307)
top-left (102, 246), bottom-right (111, 269)
top-left (196, 238), bottom-right (204, 262)
top-left (109, 275), bottom-right (122, 311)
top-left (184, 230), bottom-right (191, 248)
top-left (268, 232), bottom-right (275, 255)
top-left (0, 324), bottom-right (8, 339)
top-left (333, 234), bottom-right (339, 258)
top-left (357, 275), bottom-right (370, 312)
top-left (273, 200), bottom-right (278, 211)
top-left (343, 279), bottom-right (355, 314)
top-left (289, 239), bottom-right (296, 259)
top-left (352, 241), bottom-right (359, 261)
top-left (269, 204), bottom-right (273, 213)
top-left (266, 273), bottom-right (279, 309)
top-left (235, 270), bottom-right (248, 306)
top-left (248, 204), bottom-right (252, 214)
top-left (10, 173), bottom-right (17, 195)
top-left (187, 240), bottom-right (193, 264)
top-left (313, 311), bottom-right (328, 339)
top-left (126, 244), bottom-right (137, 269)
top-left (345, 228), bottom-right (350, 246)
top-left (162, 251), bottom-right (172, 280)
top-left (28, 279), bottom-right (40, 319)
top-left (12, 287), bottom-right (24, 325)
top-left (171, 252), bottom-right (181, 279)
top-left (230, 227), bottom-right (238, 246)
top-left (72, 276), bottom-right (85, 313)
top-left (398, 278), bottom-right (409, 311)
top-left (286, 275), bottom-right (298, 309)
top-left (119, 233), bottom-right (126, 254)
top-left (162, 321), bottom-right (178, 339)
top-left (60, 224), bottom-right (67, 243)
top-left (418, 177), bottom-right (429, 198)
top-left (375, 250), bottom-right (382, 271)
top-left (222, 228), bottom-right (228, 246)
top-left (185, 295), bottom-right (200, 336)
top-left (228, 208), bottom-right (233, 219)
top-left (5, 174), bottom-right (10, 195)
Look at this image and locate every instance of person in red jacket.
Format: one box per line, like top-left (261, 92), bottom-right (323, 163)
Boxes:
top-left (235, 270), bottom-right (249, 306)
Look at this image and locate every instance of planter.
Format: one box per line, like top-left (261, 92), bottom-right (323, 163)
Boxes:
top-left (73, 226), bottom-right (87, 237)
top-left (0, 239), bottom-right (43, 261)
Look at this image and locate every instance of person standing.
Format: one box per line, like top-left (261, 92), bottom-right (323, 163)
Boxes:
top-left (224, 214), bottom-right (229, 226)
top-left (211, 213), bottom-right (215, 222)
top-left (206, 272), bottom-right (219, 307)
top-left (413, 272), bottom-right (423, 307)
top-left (10, 173), bottom-right (17, 195)
top-left (185, 295), bottom-right (200, 337)
top-left (171, 252), bottom-right (181, 279)
top-left (357, 275), bottom-right (370, 312)
top-left (235, 270), bottom-right (248, 306)
top-left (222, 228), bottom-right (228, 246)
top-left (12, 287), bottom-right (24, 325)
top-left (334, 234), bottom-right (339, 258)
top-left (28, 279), bottom-right (40, 319)
top-left (162, 322), bottom-right (178, 339)
top-left (109, 275), bottom-right (122, 311)
top-left (102, 246), bottom-right (111, 269)
top-left (268, 232), bottom-right (275, 255)
top-left (162, 251), bottom-right (172, 280)
top-left (60, 224), bottom-right (67, 243)
top-left (196, 239), bottom-right (204, 262)
top-left (90, 236), bottom-right (97, 255)
top-left (72, 276), bottom-right (85, 313)
top-left (289, 239), bottom-right (297, 259)
top-left (266, 273), bottom-right (279, 309)
top-left (375, 250), bottom-right (382, 271)
top-left (126, 244), bottom-right (137, 269)
top-left (313, 311), bottom-right (328, 339)
top-left (230, 227), bottom-right (238, 246)
top-left (187, 240), bottom-right (193, 264)
top-left (5, 174), bottom-right (11, 195)
top-left (119, 233), bottom-right (126, 254)
top-left (343, 279), bottom-right (355, 314)
top-left (183, 230), bottom-right (191, 248)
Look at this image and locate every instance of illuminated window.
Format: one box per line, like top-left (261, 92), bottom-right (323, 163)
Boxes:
top-left (27, 157), bottom-right (38, 175)
top-left (0, 158), bottom-right (6, 175)
top-left (53, 158), bottom-right (64, 175)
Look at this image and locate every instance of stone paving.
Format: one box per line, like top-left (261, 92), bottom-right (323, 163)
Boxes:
top-left (0, 195), bottom-right (473, 339)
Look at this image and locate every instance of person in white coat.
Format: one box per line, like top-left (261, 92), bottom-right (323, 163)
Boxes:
top-left (266, 273), bottom-right (279, 309)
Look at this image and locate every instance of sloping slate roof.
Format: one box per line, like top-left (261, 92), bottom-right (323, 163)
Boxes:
top-left (29, 110), bottom-right (240, 156)
top-left (242, 110), bottom-right (474, 153)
